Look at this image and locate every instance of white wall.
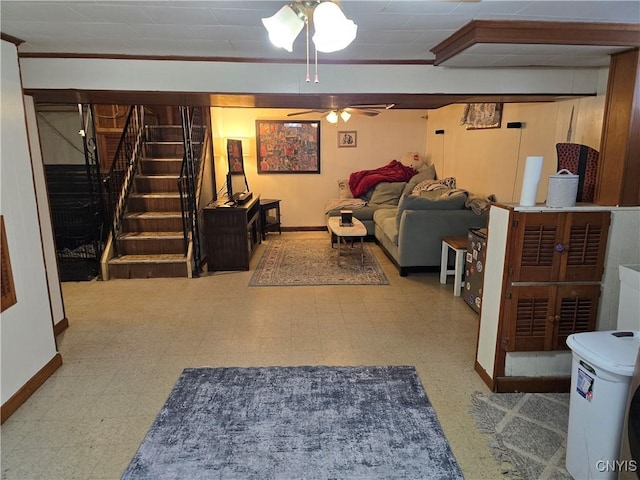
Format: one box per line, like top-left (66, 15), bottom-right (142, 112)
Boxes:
top-left (24, 96), bottom-right (66, 327)
top-left (19, 58), bottom-right (601, 97)
top-left (1, 40), bottom-right (59, 404)
top-left (599, 208), bottom-right (640, 330)
top-left (211, 107), bottom-right (428, 227)
top-left (36, 109), bottom-right (85, 165)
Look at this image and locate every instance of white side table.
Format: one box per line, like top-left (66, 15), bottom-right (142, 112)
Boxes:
top-left (440, 236), bottom-right (467, 296)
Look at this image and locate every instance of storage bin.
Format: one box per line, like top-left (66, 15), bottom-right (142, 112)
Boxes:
top-left (566, 330), bottom-right (640, 479)
top-left (546, 168), bottom-right (579, 207)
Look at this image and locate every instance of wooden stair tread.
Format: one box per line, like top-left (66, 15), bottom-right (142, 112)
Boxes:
top-left (142, 157), bottom-right (183, 161)
top-left (129, 193), bottom-right (180, 198)
top-left (118, 232), bottom-right (183, 239)
top-left (109, 254), bottom-right (185, 264)
top-left (136, 174), bottom-right (179, 179)
top-left (123, 211), bottom-right (182, 218)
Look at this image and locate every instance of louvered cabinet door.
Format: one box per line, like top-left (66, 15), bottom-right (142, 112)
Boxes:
top-left (559, 212), bottom-right (610, 282)
top-left (551, 284), bottom-right (600, 350)
top-left (504, 285), bottom-right (600, 352)
top-left (510, 212), bottom-right (565, 282)
top-left (504, 286), bottom-right (557, 352)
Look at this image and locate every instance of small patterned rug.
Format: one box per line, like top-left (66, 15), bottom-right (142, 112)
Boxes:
top-left (249, 237), bottom-right (389, 286)
top-left (122, 366), bottom-right (463, 480)
top-left (469, 391), bottom-right (571, 480)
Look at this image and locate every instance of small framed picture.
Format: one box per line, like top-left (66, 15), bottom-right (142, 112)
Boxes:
top-left (338, 131), bottom-right (357, 148)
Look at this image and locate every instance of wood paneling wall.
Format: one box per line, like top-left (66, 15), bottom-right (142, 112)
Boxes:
top-left (596, 48), bottom-right (640, 206)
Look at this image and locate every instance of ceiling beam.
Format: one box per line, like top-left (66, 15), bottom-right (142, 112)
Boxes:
top-left (24, 89), bottom-right (591, 110)
top-left (431, 20), bottom-right (640, 66)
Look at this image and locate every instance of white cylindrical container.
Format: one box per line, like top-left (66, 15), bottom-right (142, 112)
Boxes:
top-left (519, 156), bottom-right (543, 206)
top-left (566, 331), bottom-right (640, 480)
top-left (546, 169), bottom-right (579, 207)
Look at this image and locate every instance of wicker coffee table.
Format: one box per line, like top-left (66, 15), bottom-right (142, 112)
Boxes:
top-left (327, 217), bottom-right (367, 265)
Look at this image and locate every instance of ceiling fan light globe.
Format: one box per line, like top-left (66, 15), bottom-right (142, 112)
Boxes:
top-left (262, 5), bottom-right (305, 52)
top-left (312, 2), bottom-right (357, 53)
top-left (326, 111), bottom-right (339, 124)
top-left (340, 110), bottom-right (351, 122)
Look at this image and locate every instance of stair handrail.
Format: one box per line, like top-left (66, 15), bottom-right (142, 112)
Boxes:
top-left (178, 106), bottom-right (206, 277)
top-left (102, 105), bottom-right (148, 257)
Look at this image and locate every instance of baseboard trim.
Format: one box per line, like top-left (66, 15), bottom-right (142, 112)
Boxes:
top-left (53, 317), bottom-right (69, 336)
top-left (495, 376), bottom-right (571, 393)
top-left (474, 361), bottom-right (495, 391)
top-left (281, 226), bottom-right (326, 232)
top-left (1, 353), bottom-right (63, 424)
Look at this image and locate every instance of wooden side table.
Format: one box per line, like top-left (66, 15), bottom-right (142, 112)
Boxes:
top-left (440, 235), bottom-right (468, 296)
top-left (260, 199), bottom-right (281, 240)
top-left (203, 195), bottom-right (261, 271)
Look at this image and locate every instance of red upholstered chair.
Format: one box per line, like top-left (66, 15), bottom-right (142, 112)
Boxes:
top-left (555, 143), bottom-right (600, 202)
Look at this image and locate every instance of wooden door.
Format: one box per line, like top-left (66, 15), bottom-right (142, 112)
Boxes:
top-left (510, 212), bottom-right (564, 282)
top-left (504, 284), bottom-right (600, 352)
top-left (504, 285), bottom-right (557, 352)
top-left (560, 211), bottom-right (610, 282)
top-left (552, 284), bottom-right (601, 350)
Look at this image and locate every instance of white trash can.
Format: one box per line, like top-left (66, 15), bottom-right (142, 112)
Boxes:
top-left (566, 331), bottom-right (640, 479)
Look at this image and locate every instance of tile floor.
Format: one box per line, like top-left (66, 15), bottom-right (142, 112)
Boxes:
top-left (1, 232), bottom-right (504, 479)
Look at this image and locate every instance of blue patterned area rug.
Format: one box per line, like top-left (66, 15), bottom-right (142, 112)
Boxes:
top-left (122, 366), bottom-right (462, 480)
top-left (249, 238), bottom-right (389, 286)
top-left (469, 391), bottom-right (571, 480)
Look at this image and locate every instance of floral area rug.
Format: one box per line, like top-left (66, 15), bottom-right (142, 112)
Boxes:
top-left (469, 391), bottom-right (571, 480)
top-left (249, 237), bottom-right (389, 286)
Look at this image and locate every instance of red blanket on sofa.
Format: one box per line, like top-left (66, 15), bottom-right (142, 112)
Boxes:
top-left (349, 160), bottom-right (417, 198)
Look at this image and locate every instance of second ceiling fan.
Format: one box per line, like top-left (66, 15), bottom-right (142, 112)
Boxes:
top-left (287, 104), bottom-right (395, 123)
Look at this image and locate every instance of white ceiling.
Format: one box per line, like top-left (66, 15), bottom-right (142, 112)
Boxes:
top-left (1, 1), bottom-right (639, 67)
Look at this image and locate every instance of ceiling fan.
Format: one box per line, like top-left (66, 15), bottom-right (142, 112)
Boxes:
top-left (287, 104), bottom-right (395, 123)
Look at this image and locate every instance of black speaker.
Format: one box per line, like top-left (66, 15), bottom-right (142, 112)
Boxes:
top-left (435, 129), bottom-right (445, 135)
top-left (507, 122), bottom-right (523, 129)
top-left (340, 210), bottom-right (353, 226)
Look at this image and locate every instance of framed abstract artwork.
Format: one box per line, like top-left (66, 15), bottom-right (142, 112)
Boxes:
top-left (256, 120), bottom-right (320, 174)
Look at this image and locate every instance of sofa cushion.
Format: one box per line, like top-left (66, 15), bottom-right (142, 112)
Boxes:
top-left (368, 182), bottom-right (406, 206)
top-left (337, 178), bottom-right (353, 199)
top-left (327, 204), bottom-right (395, 223)
top-left (402, 164), bottom-right (437, 195)
top-left (374, 208), bottom-right (399, 245)
top-left (395, 193), bottom-right (467, 227)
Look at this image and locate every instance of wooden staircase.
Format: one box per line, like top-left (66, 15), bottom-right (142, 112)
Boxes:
top-left (106, 125), bottom-right (191, 279)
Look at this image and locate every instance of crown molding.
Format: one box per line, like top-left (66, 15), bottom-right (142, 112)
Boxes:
top-left (17, 51), bottom-right (433, 66)
top-left (1, 32), bottom-right (25, 46)
top-left (431, 20), bottom-right (640, 66)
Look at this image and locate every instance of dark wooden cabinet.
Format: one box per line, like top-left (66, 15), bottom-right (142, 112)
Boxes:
top-left (504, 284), bottom-right (601, 352)
top-left (204, 195), bottom-right (261, 271)
top-left (501, 210), bottom-right (610, 356)
top-left (475, 205), bottom-right (611, 392)
top-left (510, 211), bottom-right (610, 283)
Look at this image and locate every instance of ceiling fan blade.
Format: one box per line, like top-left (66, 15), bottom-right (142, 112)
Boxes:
top-left (349, 109), bottom-right (379, 117)
top-left (348, 103), bottom-right (395, 110)
top-left (287, 110), bottom-right (327, 117)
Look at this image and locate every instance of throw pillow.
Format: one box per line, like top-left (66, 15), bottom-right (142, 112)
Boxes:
top-left (402, 164), bottom-right (437, 195)
top-left (337, 178), bottom-right (353, 199)
top-left (411, 176), bottom-right (456, 194)
top-left (395, 193), bottom-right (467, 227)
top-left (368, 182), bottom-right (406, 206)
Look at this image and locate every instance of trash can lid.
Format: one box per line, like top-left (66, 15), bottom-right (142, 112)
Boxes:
top-left (566, 330), bottom-right (640, 376)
